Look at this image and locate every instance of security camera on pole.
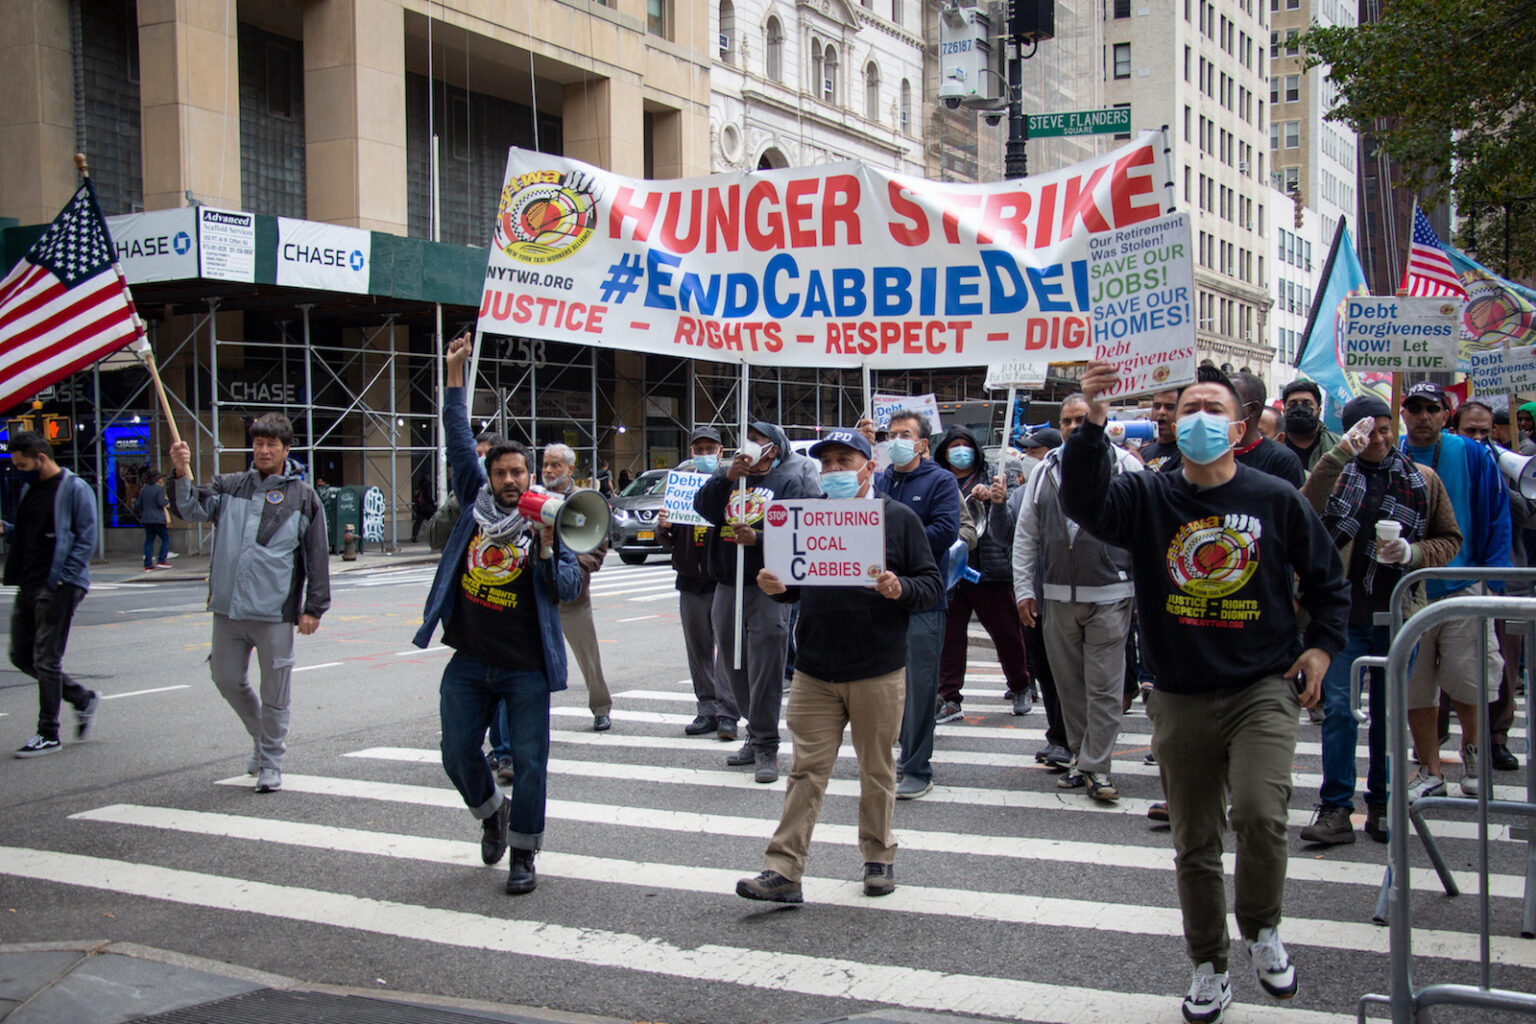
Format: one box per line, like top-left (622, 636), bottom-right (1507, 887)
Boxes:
top-left (937, 0), bottom-right (1054, 178)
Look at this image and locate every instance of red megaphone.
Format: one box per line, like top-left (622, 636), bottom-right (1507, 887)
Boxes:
top-left (516, 487), bottom-right (613, 557)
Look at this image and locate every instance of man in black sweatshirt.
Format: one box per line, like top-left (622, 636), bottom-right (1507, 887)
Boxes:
top-left (1061, 360), bottom-right (1348, 1024)
top-left (736, 428), bottom-right (942, 904)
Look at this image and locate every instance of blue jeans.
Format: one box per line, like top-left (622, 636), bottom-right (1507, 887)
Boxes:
top-left (142, 524), bottom-right (169, 567)
top-left (898, 607), bottom-right (947, 784)
top-left (488, 700), bottom-right (511, 760)
top-left (1319, 623), bottom-right (1397, 810)
top-left (439, 652), bottom-right (551, 850)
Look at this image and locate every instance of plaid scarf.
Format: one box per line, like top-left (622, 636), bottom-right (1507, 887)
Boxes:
top-left (1321, 448), bottom-right (1428, 594)
top-left (471, 483), bottom-right (533, 541)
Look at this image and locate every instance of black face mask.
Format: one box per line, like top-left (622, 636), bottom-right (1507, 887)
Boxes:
top-left (15, 468), bottom-right (40, 487)
top-left (1283, 406), bottom-right (1318, 437)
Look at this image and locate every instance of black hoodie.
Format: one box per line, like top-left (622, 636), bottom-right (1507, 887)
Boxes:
top-left (934, 425), bottom-right (1011, 583)
top-left (693, 420), bottom-right (821, 583)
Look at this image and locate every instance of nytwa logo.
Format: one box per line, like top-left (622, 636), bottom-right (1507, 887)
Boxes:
top-left (495, 169), bottom-right (603, 266)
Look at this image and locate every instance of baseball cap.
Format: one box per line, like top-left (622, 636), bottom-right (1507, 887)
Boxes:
top-left (1402, 382), bottom-right (1447, 409)
top-left (1023, 427), bottom-right (1063, 450)
top-left (689, 425), bottom-right (722, 445)
top-left (808, 428), bottom-right (874, 460)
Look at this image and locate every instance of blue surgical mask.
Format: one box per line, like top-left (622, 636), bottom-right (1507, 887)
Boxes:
top-left (888, 438), bottom-right (917, 466)
top-left (693, 453), bottom-right (719, 474)
top-left (948, 446), bottom-right (975, 470)
top-left (820, 470), bottom-right (862, 498)
top-left (1176, 411), bottom-right (1235, 465)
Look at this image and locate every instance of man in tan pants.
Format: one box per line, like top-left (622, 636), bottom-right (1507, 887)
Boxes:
top-left (541, 444), bottom-right (612, 731)
top-left (734, 429), bottom-right (943, 903)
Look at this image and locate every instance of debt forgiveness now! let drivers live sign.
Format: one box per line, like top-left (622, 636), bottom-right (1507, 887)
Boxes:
top-left (762, 500), bottom-right (886, 587)
top-left (474, 132), bottom-right (1176, 369)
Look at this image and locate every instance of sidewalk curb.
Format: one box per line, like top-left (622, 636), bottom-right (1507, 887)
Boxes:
top-left (0, 941), bottom-right (632, 1024)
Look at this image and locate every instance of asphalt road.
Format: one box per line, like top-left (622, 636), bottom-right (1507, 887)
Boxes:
top-left (0, 556), bottom-right (1532, 1024)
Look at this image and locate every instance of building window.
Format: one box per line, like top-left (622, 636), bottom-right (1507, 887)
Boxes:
top-left (1283, 165), bottom-right (1300, 191)
top-left (865, 63), bottom-right (880, 120)
top-left (718, 1), bottom-right (735, 63)
top-left (1285, 28), bottom-right (1299, 54)
top-left (1113, 43), bottom-right (1131, 79)
top-left (812, 37), bottom-right (823, 96)
top-left (1283, 120), bottom-right (1299, 147)
top-left (1114, 0), bottom-right (1131, 17)
top-left (822, 45), bottom-right (839, 103)
top-left (1284, 74), bottom-right (1299, 102)
top-left (648, 0), bottom-right (671, 38)
top-left (1184, 104), bottom-right (1192, 141)
top-left (892, 0), bottom-right (903, 24)
top-left (765, 18), bottom-right (782, 80)
top-left (900, 79), bottom-right (912, 133)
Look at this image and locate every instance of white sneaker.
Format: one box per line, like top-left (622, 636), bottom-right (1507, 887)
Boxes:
top-left (1244, 926), bottom-right (1297, 999)
top-left (1460, 744), bottom-right (1480, 797)
top-left (1181, 962), bottom-right (1232, 1023)
top-left (1406, 770), bottom-right (1446, 805)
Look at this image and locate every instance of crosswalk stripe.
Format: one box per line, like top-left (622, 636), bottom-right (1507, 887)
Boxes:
top-left (0, 845), bottom-right (1354, 1024)
top-left (346, 746), bottom-right (1522, 845)
top-left (588, 581), bottom-right (679, 598)
top-left (211, 773), bottom-right (1530, 899)
top-left (67, 803), bottom-right (1528, 968)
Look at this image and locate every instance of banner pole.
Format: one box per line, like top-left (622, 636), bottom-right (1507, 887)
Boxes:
top-left (1001, 385), bottom-right (1018, 453)
top-left (734, 361), bottom-right (749, 671)
top-left (861, 364), bottom-right (873, 421)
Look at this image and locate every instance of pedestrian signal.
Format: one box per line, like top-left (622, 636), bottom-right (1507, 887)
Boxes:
top-left (6, 417), bottom-right (34, 437)
top-left (44, 416), bottom-right (71, 442)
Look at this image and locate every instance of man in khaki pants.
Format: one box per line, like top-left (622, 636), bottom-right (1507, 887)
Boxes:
top-left (734, 429), bottom-right (943, 903)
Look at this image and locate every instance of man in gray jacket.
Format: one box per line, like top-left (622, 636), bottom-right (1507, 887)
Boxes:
top-left (1013, 394), bottom-right (1141, 801)
top-left (170, 414), bottom-right (331, 793)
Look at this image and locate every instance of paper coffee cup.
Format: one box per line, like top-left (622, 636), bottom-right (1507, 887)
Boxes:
top-left (1375, 520), bottom-right (1402, 544)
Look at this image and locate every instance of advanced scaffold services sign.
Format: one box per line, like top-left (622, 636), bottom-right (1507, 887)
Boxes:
top-left (476, 132), bottom-right (1176, 369)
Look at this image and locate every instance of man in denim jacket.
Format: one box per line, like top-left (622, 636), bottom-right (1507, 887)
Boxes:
top-left (414, 334), bottom-right (582, 896)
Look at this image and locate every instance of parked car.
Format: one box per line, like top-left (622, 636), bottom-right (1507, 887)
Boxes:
top-left (609, 462), bottom-right (700, 565)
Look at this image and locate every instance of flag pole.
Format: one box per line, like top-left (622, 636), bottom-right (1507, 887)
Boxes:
top-left (74, 153), bottom-right (181, 448)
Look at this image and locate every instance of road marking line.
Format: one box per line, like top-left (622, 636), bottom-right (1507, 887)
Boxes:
top-left (624, 592), bottom-right (685, 603)
top-left (100, 685), bottom-right (191, 701)
top-left (0, 844), bottom-right (1356, 1023)
top-left (114, 604), bottom-right (208, 614)
top-left (66, 803), bottom-right (1524, 968)
top-left (616, 615), bottom-right (659, 623)
top-left (293, 662), bottom-right (343, 673)
top-left (589, 583), bottom-right (679, 598)
top-left (394, 647), bottom-right (449, 656)
top-left (211, 773), bottom-right (1529, 899)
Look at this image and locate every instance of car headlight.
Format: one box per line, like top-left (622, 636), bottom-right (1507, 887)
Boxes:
top-left (611, 509), bottom-right (630, 524)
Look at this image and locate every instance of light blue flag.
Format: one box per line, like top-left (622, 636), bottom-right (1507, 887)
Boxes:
top-left (1294, 222), bottom-right (1380, 431)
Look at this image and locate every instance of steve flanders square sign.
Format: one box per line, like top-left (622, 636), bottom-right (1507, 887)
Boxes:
top-left (763, 499), bottom-right (885, 587)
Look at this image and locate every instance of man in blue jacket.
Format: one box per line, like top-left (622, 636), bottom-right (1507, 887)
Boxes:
top-left (879, 409), bottom-right (962, 799)
top-left (415, 334), bottom-right (583, 896)
top-left (1398, 381), bottom-right (1512, 802)
top-left (5, 431), bottom-right (98, 758)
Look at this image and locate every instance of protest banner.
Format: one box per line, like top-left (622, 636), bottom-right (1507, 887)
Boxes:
top-left (1342, 296), bottom-right (1460, 372)
top-left (872, 392), bottom-right (942, 433)
top-left (661, 470), bottom-right (710, 526)
top-left (1090, 211), bottom-right (1196, 398)
top-left (762, 499), bottom-right (886, 587)
top-left (475, 131), bottom-right (1175, 370)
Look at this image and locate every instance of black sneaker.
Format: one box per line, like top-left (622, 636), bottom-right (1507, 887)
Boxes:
top-left (15, 735), bottom-right (61, 758)
top-left (736, 870), bottom-right (803, 903)
top-left (1056, 769), bottom-right (1086, 790)
top-left (726, 742), bottom-right (755, 766)
top-left (862, 862), bottom-right (895, 897)
top-left (1299, 803), bottom-right (1356, 846)
top-left (934, 699), bottom-right (963, 724)
top-left (481, 798), bottom-right (511, 865)
top-left (684, 714), bottom-right (717, 736)
top-left (505, 849), bottom-right (536, 895)
top-left (716, 718), bottom-right (738, 741)
top-left (1363, 801), bottom-right (1389, 843)
top-left (753, 750), bottom-right (779, 784)
top-left (1011, 691), bottom-right (1033, 716)
top-left (75, 692), bottom-right (99, 740)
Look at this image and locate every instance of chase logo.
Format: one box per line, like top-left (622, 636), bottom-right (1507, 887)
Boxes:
top-left (172, 231), bottom-right (192, 255)
top-left (349, 249), bottom-right (365, 272)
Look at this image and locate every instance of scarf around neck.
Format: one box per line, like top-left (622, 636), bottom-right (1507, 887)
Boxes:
top-left (472, 483), bottom-right (533, 541)
top-left (1321, 447), bottom-right (1428, 594)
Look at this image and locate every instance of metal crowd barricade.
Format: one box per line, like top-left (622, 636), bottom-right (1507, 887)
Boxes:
top-left (1354, 579), bottom-right (1536, 1024)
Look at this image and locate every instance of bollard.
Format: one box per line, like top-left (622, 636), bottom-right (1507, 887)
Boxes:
top-left (342, 523), bottom-right (358, 561)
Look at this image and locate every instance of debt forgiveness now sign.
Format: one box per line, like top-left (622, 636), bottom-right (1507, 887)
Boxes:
top-left (762, 499), bottom-right (885, 587)
top-left (1342, 296), bottom-right (1461, 372)
top-left (1028, 108), bottom-right (1132, 138)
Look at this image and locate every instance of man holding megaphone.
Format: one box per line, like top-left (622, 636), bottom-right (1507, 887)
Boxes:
top-left (412, 334), bottom-right (584, 898)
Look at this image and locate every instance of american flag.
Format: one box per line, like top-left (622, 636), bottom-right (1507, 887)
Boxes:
top-left (1400, 204), bottom-right (1469, 299)
top-left (0, 179), bottom-right (144, 413)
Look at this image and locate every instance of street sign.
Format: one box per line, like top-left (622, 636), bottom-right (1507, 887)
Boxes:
top-left (1027, 108), bottom-right (1131, 138)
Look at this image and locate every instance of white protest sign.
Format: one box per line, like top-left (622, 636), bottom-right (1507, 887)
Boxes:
top-left (661, 470), bottom-right (710, 526)
top-left (872, 393), bottom-right (942, 433)
top-left (762, 499), bottom-right (886, 587)
top-left (984, 358), bottom-right (1051, 389)
top-left (1343, 296), bottom-right (1461, 372)
top-left (1090, 211), bottom-right (1196, 399)
top-left (1467, 341), bottom-right (1536, 394)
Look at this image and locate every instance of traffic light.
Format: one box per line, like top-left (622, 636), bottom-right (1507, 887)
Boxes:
top-left (43, 416), bottom-right (71, 443)
top-left (6, 416), bottom-right (34, 437)
top-left (1010, 0), bottom-right (1055, 43)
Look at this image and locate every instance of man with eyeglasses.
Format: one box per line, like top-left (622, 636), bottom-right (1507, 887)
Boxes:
top-left (1279, 380), bottom-right (1340, 473)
